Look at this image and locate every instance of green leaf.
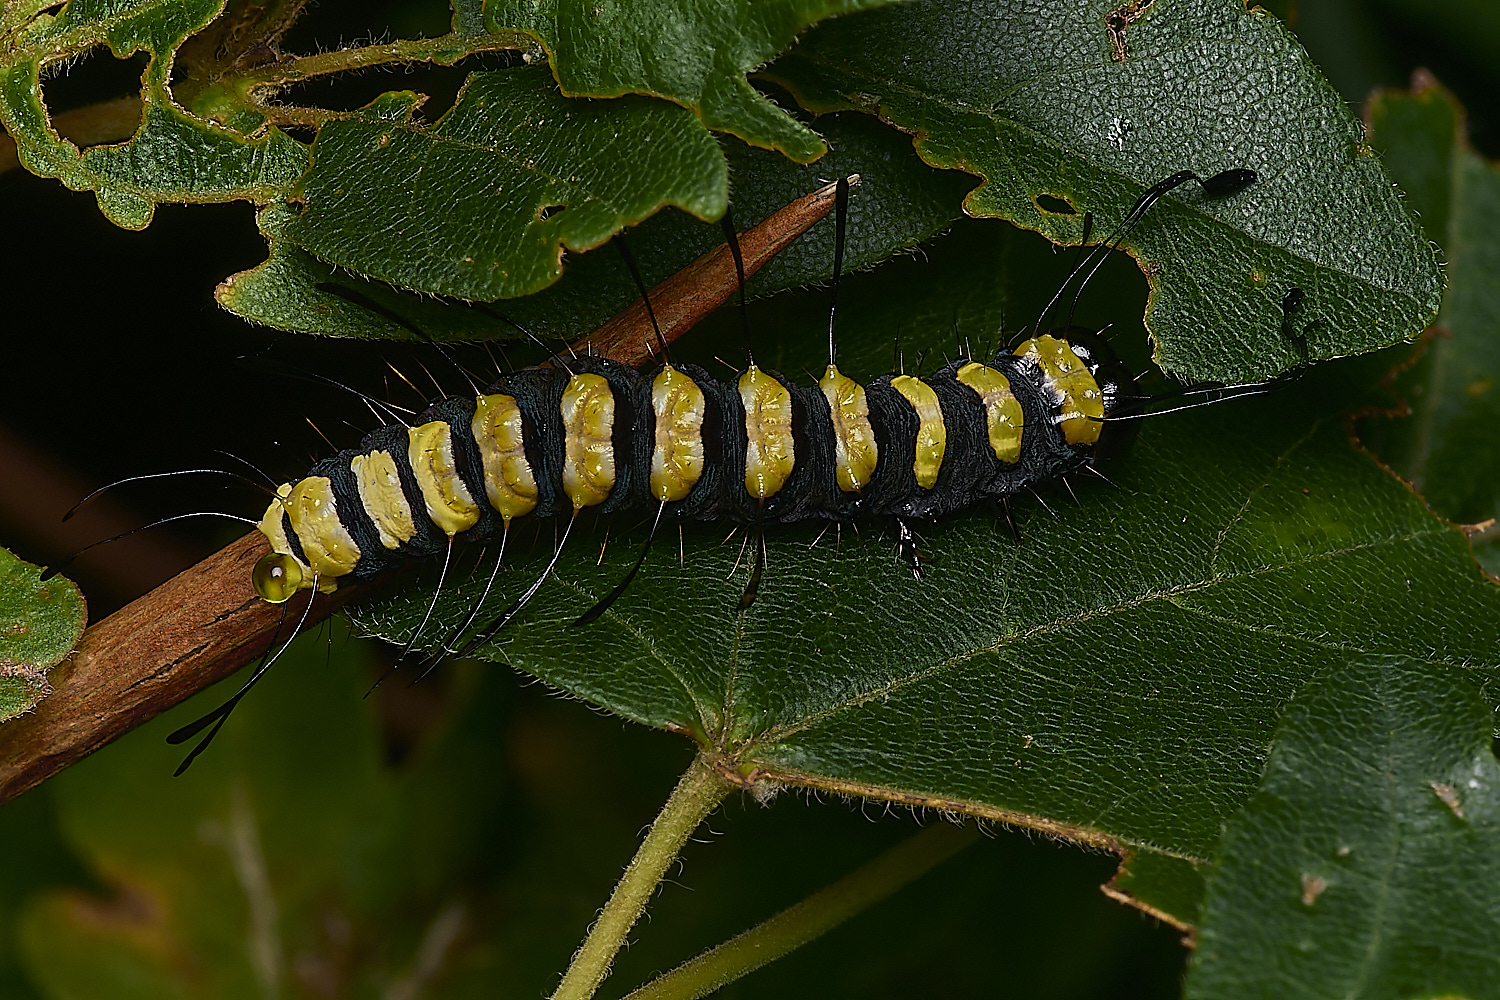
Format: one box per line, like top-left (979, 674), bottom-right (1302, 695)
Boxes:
top-left (217, 201), bottom-right (524, 341)
top-left (19, 627), bottom-right (497, 998)
top-left (20, 0), bottom-right (223, 64)
top-left (0, 547), bottom-right (85, 724)
top-left (277, 68), bottom-right (728, 301)
top-left (12, 623), bottom-right (1190, 998)
top-left (223, 109), bottom-right (970, 339)
top-left (1106, 851), bottom-right (1207, 930)
top-left (765, 0), bottom-right (1444, 382)
top-left (485, 0), bottom-right (900, 162)
top-left (1360, 78), bottom-right (1500, 575)
top-left (0, 0), bottom-right (308, 229)
top-left (1185, 655), bottom-right (1500, 999)
top-left (351, 213), bottom-right (1500, 929)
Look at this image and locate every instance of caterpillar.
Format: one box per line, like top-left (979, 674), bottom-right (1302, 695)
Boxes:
top-left (135, 165), bottom-right (1272, 769)
top-left (248, 167), bottom-right (1264, 616)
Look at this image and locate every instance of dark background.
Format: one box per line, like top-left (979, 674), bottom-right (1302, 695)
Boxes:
top-left (0, 1), bottom-right (1494, 997)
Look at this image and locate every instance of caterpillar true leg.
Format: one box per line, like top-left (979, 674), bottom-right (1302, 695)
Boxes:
top-left (894, 517), bottom-right (928, 578)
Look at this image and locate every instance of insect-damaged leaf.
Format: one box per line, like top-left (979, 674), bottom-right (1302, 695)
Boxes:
top-left (485, 0), bottom-right (903, 162)
top-left (764, 0), bottom-right (1444, 383)
top-left (0, 0), bottom-right (307, 230)
top-left (220, 111), bottom-right (970, 340)
top-left (1185, 656), bottom-right (1500, 999)
top-left (0, 547), bottom-right (84, 724)
top-left (277, 67), bottom-right (728, 302)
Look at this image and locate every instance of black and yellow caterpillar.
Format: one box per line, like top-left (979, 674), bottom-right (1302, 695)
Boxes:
top-left (251, 166), bottom-right (1264, 612)
top-left (139, 165), bottom-right (1270, 771)
top-left (251, 327), bottom-right (1135, 603)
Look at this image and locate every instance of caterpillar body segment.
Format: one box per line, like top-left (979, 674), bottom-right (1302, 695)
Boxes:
top-left (649, 365), bottom-right (708, 503)
top-left (253, 333), bottom-right (1136, 603)
top-left (820, 365), bottom-right (878, 493)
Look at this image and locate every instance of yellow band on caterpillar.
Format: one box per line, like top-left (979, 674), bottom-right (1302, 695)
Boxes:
top-left (955, 362), bottom-right (1024, 464)
top-left (650, 365), bottom-right (706, 502)
top-left (286, 477), bottom-right (360, 588)
top-left (351, 450), bottom-right (417, 549)
top-left (472, 393), bottom-right (539, 521)
top-left (890, 375), bottom-right (946, 489)
top-left (561, 372), bottom-right (617, 509)
top-left (741, 365), bottom-right (794, 499)
top-left (1015, 335), bottom-right (1104, 447)
top-left (408, 420), bottom-right (482, 535)
top-left (820, 364), bottom-right (878, 492)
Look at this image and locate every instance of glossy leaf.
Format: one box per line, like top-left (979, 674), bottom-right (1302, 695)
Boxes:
top-left (765, 0), bottom-right (1444, 383)
top-left (1186, 655), bottom-right (1500, 999)
top-left (1360, 78), bottom-right (1500, 576)
top-left (485, 0), bottom-right (899, 162)
top-left (0, 548), bottom-right (84, 724)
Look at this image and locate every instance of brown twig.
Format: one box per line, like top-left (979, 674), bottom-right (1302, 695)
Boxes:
top-left (575, 177), bottom-right (850, 365)
top-left (0, 180), bottom-right (847, 805)
top-left (0, 534), bottom-right (370, 805)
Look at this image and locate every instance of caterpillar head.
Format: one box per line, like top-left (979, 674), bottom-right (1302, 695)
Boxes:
top-left (1013, 329), bottom-right (1139, 451)
top-left (253, 481), bottom-right (350, 602)
top-left (252, 550), bottom-right (305, 604)
top-left (1042, 327), bottom-right (1142, 462)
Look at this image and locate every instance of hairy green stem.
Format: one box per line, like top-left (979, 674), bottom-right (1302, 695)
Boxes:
top-left (243, 30), bottom-right (537, 86)
top-left (551, 753), bottom-right (734, 1000)
top-left (622, 821), bottom-right (982, 1000)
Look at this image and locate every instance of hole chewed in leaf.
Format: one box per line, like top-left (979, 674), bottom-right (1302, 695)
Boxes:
top-left (1035, 193), bottom-right (1078, 215)
top-left (1106, 0), bottom-right (1155, 62)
